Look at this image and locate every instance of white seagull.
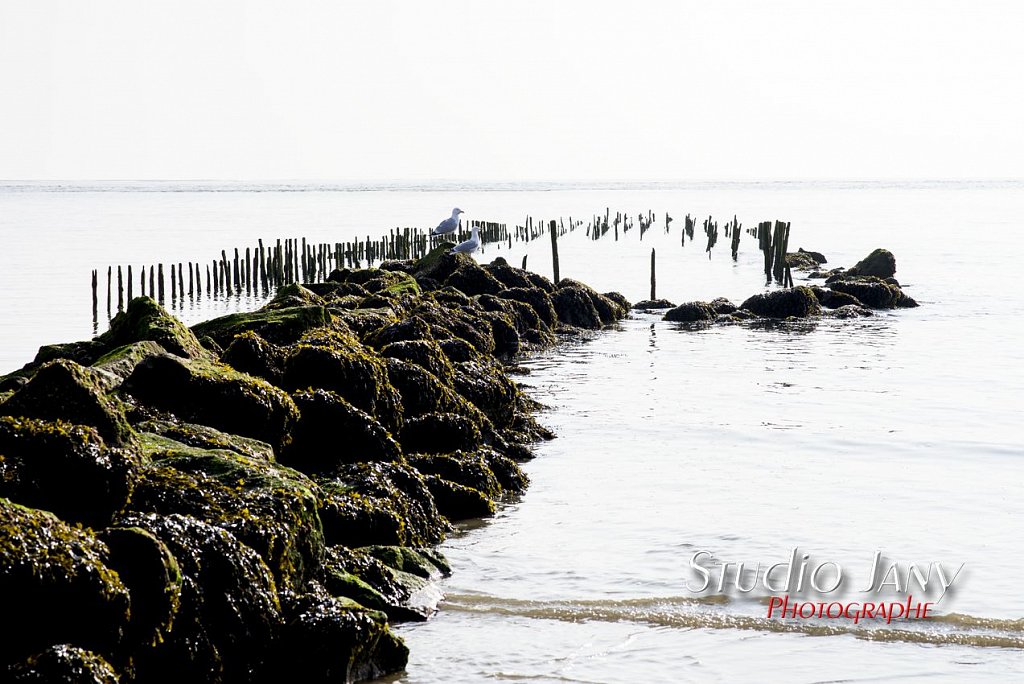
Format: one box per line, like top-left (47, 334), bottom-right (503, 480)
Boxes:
top-left (431, 207), bottom-right (464, 239)
top-left (451, 224), bottom-right (480, 255)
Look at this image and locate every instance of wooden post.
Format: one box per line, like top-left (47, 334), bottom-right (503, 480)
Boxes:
top-left (521, 254), bottom-right (528, 270)
top-left (549, 219), bottom-right (560, 285)
top-left (650, 248), bottom-right (656, 300)
top-left (106, 266), bottom-right (112, 313)
top-left (117, 266), bottom-right (124, 310)
top-left (91, 270), bottom-right (98, 318)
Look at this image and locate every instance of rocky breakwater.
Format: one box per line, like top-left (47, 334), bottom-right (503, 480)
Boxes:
top-left (0, 245), bottom-right (629, 683)
top-left (659, 248), bottom-right (919, 324)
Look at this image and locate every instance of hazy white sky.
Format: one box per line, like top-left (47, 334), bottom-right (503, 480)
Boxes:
top-left (2, 1), bottom-right (1022, 180)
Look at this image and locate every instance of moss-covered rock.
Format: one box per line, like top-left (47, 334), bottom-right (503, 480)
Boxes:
top-left (412, 244), bottom-right (473, 283)
top-left (361, 545), bottom-right (451, 580)
top-left (263, 283), bottom-right (326, 310)
top-left (384, 359), bottom-right (461, 419)
top-left (452, 360), bottom-right (520, 428)
top-left (123, 354), bottom-right (299, 452)
top-left (286, 389), bottom-right (402, 472)
top-left (0, 416), bottom-right (141, 527)
top-left (847, 248), bottom-right (896, 278)
top-left (322, 546), bottom-right (440, 622)
top-left (551, 285), bottom-right (602, 328)
top-left (129, 439), bottom-right (323, 591)
top-left (556, 279), bottom-right (623, 325)
top-left (115, 512), bottom-right (280, 683)
top-left (136, 418), bottom-right (277, 461)
top-left (266, 582), bottom-right (408, 683)
top-left (1, 359), bottom-right (135, 447)
top-left (92, 341), bottom-right (167, 386)
top-left (828, 277), bottom-right (917, 309)
top-left (400, 412), bottom-right (482, 454)
top-left (409, 452), bottom-right (502, 501)
top-left (740, 286), bottom-right (822, 319)
top-left (632, 299), bottom-right (675, 310)
top-left (191, 305), bottom-right (331, 348)
top-left (363, 317), bottom-right (433, 350)
top-left (0, 499), bottom-right (130, 668)
top-left (663, 301), bottom-right (716, 323)
top-left (5, 645), bottom-right (121, 684)
top-left (282, 331), bottom-right (402, 433)
top-left (444, 262), bottom-right (505, 296)
top-left (318, 463), bottom-right (449, 547)
top-left (98, 297), bottom-right (210, 361)
top-left (98, 526), bottom-right (181, 647)
top-left (422, 475), bottom-right (495, 520)
top-left (380, 340), bottom-right (454, 386)
top-left (220, 331), bottom-right (288, 386)
top-left (484, 264), bottom-right (534, 289)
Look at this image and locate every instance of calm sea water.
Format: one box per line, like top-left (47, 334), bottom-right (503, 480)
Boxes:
top-left (2, 181), bottom-right (1023, 682)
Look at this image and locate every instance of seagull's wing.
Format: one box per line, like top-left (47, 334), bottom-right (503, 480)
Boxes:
top-left (432, 217), bottom-right (457, 235)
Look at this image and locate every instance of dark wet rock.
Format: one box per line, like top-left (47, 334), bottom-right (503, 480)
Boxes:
top-left (551, 286), bottom-right (601, 328)
top-left (287, 389), bottom-right (401, 471)
top-left (740, 286), bottom-right (822, 319)
top-left (409, 452), bottom-right (502, 501)
top-left (0, 374), bottom-right (30, 393)
top-left (428, 286), bottom-right (475, 309)
top-left (98, 297), bottom-right (210, 361)
top-left (0, 499), bottom-right (130, 668)
top-left (115, 512), bottom-right (280, 683)
top-left (92, 340), bottom-right (167, 386)
top-left (480, 447), bottom-right (530, 492)
top-left (137, 418), bottom-right (275, 460)
top-left (438, 338), bottom-right (477, 363)
top-left (98, 526), bottom-right (181, 647)
top-left (829, 277), bottom-right (915, 309)
top-left (364, 316), bottom-right (433, 350)
top-left (412, 245), bottom-right (473, 284)
top-left (0, 359), bottom-right (135, 446)
top-left (322, 546), bottom-right (440, 623)
top-left (709, 297), bottom-right (738, 315)
top-left (380, 340), bottom-right (454, 386)
top-left (123, 354), bottom-right (299, 452)
top-left (828, 304), bottom-right (875, 319)
top-left (497, 287), bottom-right (556, 328)
top-left (484, 264), bottom-right (534, 289)
top-left (34, 339), bottom-right (104, 367)
top-left (331, 306), bottom-right (399, 338)
top-left (485, 312), bottom-right (521, 358)
top-left (0, 417), bottom-right (141, 527)
top-left (318, 463), bottom-right (449, 547)
top-left (847, 248), bottom-right (897, 278)
top-left (525, 272), bottom-right (556, 293)
top-left (810, 286), bottom-right (864, 309)
top-left (220, 330), bottom-right (288, 385)
top-left (384, 359), bottom-right (460, 419)
top-left (5, 645), bottom-right (121, 684)
top-left (266, 582), bottom-right (408, 683)
top-left (444, 262), bottom-right (504, 296)
top-left (263, 283), bottom-right (326, 311)
top-left (400, 412), bottom-right (481, 454)
top-left (632, 299), bottom-right (676, 310)
top-left (786, 250), bottom-right (823, 270)
top-left (281, 330), bottom-right (402, 433)
top-left (362, 545), bottom-right (451, 580)
top-left (602, 291), bottom-right (632, 313)
top-left (129, 438), bottom-right (324, 592)
top-left (192, 305), bottom-right (331, 348)
top-left (422, 475), bottom-right (495, 520)
top-left (452, 360), bottom-right (519, 429)
top-left (663, 301), bottom-right (716, 322)
top-left (556, 279), bottom-right (623, 325)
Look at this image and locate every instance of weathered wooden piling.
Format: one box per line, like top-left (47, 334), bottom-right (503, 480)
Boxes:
top-left (117, 266), bottom-right (124, 311)
top-left (549, 219), bottom-right (560, 285)
top-left (650, 248), bottom-right (656, 300)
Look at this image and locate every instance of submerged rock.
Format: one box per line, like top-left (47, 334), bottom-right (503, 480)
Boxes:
top-left (633, 298), bottom-right (675, 310)
top-left (740, 286), bottom-right (822, 319)
top-left (663, 301), bottom-right (716, 322)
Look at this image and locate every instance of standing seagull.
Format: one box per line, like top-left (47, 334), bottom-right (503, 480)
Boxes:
top-left (432, 207), bottom-right (464, 239)
top-left (451, 224), bottom-right (480, 255)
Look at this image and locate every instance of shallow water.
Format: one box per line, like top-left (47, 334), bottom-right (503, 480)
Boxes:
top-left (2, 181), bottom-right (1023, 682)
